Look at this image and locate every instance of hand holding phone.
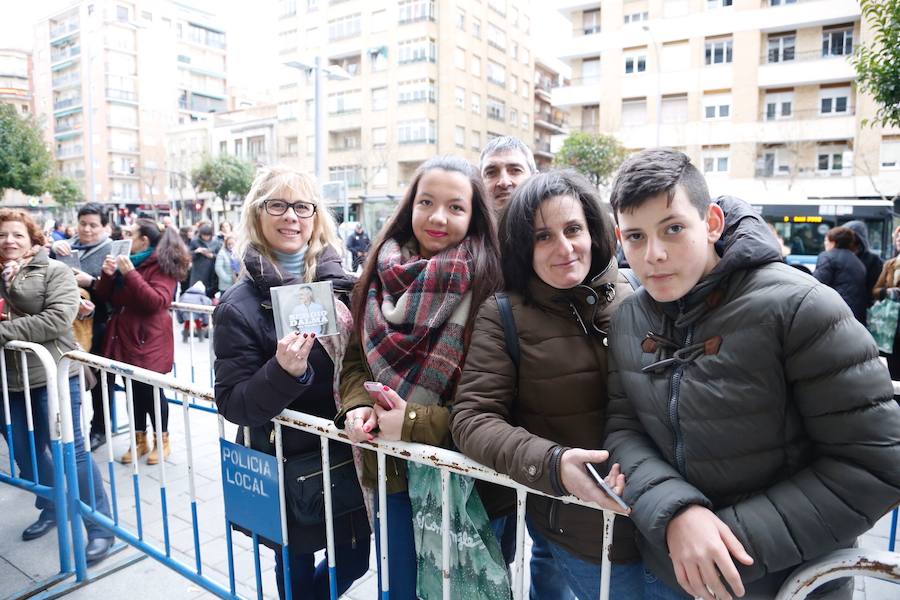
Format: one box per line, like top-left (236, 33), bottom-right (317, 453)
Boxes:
top-left (363, 381), bottom-right (394, 409)
top-left (585, 462), bottom-right (630, 513)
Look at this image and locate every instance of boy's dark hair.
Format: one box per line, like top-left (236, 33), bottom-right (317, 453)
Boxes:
top-left (77, 202), bottom-right (108, 226)
top-left (500, 169), bottom-right (615, 300)
top-left (826, 226), bottom-right (856, 250)
top-left (198, 224), bottom-right (214, 237)
top-left (609, 149), bottom-right (710, 218)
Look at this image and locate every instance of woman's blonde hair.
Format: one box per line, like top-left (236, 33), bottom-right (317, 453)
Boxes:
top-left (237, 165), bottom-right (343, 282)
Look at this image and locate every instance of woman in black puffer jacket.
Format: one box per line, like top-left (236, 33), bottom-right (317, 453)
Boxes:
top-left (813, 226), bottom-right (868, 323)
top-left (213, 166), bottom-right (369, 600)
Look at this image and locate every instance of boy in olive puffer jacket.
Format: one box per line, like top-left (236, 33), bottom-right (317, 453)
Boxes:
top-left (604, 149), bottom-right (900, 600)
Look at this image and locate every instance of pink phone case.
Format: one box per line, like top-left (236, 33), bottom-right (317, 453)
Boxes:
top-left (363, 381), bottom-right (394, 409)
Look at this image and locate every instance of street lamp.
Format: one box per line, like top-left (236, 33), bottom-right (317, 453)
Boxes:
top-left (284, 58), bottom-right (352, 183)
top-left (642, 25), bottom-right (662, 148)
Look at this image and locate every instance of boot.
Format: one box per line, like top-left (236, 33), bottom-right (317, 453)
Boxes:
top-left (146, 432), bottom-right (170, 465)
top-left (120, 432), bottom-right (150, 464)
top-left (181, 328), bottom-right (189, 343)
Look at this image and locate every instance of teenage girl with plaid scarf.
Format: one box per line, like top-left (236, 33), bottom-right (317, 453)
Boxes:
top-left (335, 156), bottom-right (505, 599)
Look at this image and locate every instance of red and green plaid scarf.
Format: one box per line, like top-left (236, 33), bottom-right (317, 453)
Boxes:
top-left (362, 238), bottom-right (473, 407)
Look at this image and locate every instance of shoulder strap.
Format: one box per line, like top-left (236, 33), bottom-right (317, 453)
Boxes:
top-left (494, 292), bottom-right (520, 369)
top-left (620, 268), bottom-right (641, 291)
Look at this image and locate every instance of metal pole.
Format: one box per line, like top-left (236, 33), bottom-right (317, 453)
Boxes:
top-left (314, 56), bottom-right (324, 182)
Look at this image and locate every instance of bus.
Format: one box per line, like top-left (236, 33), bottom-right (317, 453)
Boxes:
top-left (749, 198), bottom-right (896, 270)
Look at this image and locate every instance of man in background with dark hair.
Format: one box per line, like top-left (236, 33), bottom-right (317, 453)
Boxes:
top-left (604, 148), bottom-right (900, 600)
top-left (188, 222), bottom-right (221, 300)
top-left (479, 136), bottom-right (537, 211)
top-left (51, 202), bottom-right (116, 450)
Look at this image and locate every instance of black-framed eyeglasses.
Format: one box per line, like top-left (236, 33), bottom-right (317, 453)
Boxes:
top-left (262, 199), bottom-right (317, 218)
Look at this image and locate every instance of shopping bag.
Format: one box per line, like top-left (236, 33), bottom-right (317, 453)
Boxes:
top-left (867, 298), bottom-right (900, 353)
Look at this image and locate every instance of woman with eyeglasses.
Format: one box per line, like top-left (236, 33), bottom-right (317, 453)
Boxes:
top-left (451, 171), bottom-right (645, 599)
top-left (213, 166), bottom-right (370, 600)
top-left (95, 218), bottom-right (191, 465)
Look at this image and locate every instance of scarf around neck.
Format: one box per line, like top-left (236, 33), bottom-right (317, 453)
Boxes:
top-left (362, 238), bottom-right (473, 407)
top-left (2, 245), bottom-right (42, 284)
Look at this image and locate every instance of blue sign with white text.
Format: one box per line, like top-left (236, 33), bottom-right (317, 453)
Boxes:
top-left (220, 439), bottom-right (282, 544)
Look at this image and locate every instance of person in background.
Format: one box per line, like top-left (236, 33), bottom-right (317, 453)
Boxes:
top-left (451, 170), bottom-right (642, 600)
top-left (345, 223), bottom-right (370, 272)
top-left (178, 225), bottom-right (194, 295)
top-left (214, 166), bottom-right (370, 600)
top-left (872, 225), bottom-right (900, 384)
top-left (0, 209), bottom-right (114, 564)
top-left (177, 281), bottom-right (212, 341)
top-left (479, 136), bottom-right (537, 212)
top-left (50, 221), bottom-right (67, 242)
top-left (844, 220), bottom-right (884, 306)
top-left (214, 234), bottom-right (239, 294)
top-left (64, 225), bottom-right (76, 239)
top-left (95, 218), bottom-right (191, 465)
top-left (813, 226), bottom-right (868, 324)
top-left (51, 202), bottom-right (115, 451)
top-left (217, 220), bottom-right (232, 242)
top-left (188, 223), bottom-right (221, 301)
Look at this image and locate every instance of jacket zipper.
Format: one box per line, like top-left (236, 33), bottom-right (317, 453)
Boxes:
top-left (296, 458), bottom-right (355, 481)
top-left (669, 322), bottom-right (693, 477)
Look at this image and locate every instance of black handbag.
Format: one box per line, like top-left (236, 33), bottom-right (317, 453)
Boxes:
top-left (282, 441), bottom-right (365, 528)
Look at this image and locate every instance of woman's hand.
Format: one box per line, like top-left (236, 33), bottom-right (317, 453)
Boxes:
top-left (274, 331), bottom-right (315, 377)
top-left (372, 388), bottom-right (407, 441)
top-left (73, 270), bottom-right (94, 288)
top-left (345, 406), bottom-right (377, 443)
top-left (52, 240), bottom-right (72, 256)
top-left (101, 256), bottom-right (116, 276)
top-left (77, 298), bottom-right (95, 318)
top-left (559, 448), bottom-right (630, 515)
top-left (116, 255), bottom-right (134, 275)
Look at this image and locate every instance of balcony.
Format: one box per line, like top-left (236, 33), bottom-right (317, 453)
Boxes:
top-left (755, 108), bottom-right (855, 143)
top-left (50, 20), bottom-right (79, 40)
top-left (534, 141), bottom-right (553, 159)
top-left (53, 97), bottom-right (82, 111)
top-left (52, 72), bottom-right (81, 89)
top-left (758, 50), bottom-right (855, 88)
top-left (107, 88), bottom-right (138, 103)
top-left (51, 46), bottom-right (81, 64)
top-left (56, 146), bottom-right (83, 159)
top-left (535, 110), bottom-right (568, 134)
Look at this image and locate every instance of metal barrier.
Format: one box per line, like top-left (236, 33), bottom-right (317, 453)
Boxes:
top-left (775, 548), bottom-right (900, 600)
top-left (169, 301), bottom-right (216, 389)
top-left (0, 341), bottom-right (73, 597)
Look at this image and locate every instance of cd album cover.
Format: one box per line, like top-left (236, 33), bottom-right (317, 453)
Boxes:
top-left (56, 250), bottom-right (82, 272)
top-left (270, 281), bottom-right (338, 339)
top-left (109, 239), bottom-right (133, 258)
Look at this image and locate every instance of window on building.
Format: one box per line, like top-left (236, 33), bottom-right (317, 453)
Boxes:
top-left (234, 139), bottom-right (243, 157)
top-left (369, 46), bottom-right (388, 71)
top-left (329, 165), bottom-right (362, 188)
top-left (624, 49), bottom-right (647, 74)
top-left (471, 54), bottom-right (481, 76)
top-left (455, 86), bottom-right (465, 108)
top-left (769, 0), bottom-right (797, 5)
top-left (279, 29), bottom-right (298, 54)
top-left (285, 136), bottom-right (298, 156)
top-left (306, 0), bottom-right (318, 10)
top-left (582, 57), bottom-right (601, 84)
top-left (487, 96), bottom-right (506, 121)
top-left (471, 92), bottom-right (481, 114)
top-left (707, 0), bottom-right (732, 8)
top-left (661, 41), bottom-right (690, 72)
top-left (487, 60), bottom-right (506, 86)
top-left (371, 87), bottom-right (387, 111)
top-left (767, 33), bottom-right (795, 63)
top-left (660, 94), bottom-right (688, 123)
top-left (763, 90), bottom-right (793, 120)
top-left (472, 17), bottom-right (481, 38)
top-left (327, 14), bottom-right (361, 41)
top-left (328, 90), bottom-right (361, 114)
top-left (398, 37), bottom-right (436, 64)
top-left (454, 126), bottom-right (465, 147)
top-left (372, 127), bottom-right (387, 147)
top-left (398, 0), bottom-right (435, 24)
top-left (582, 105), bottom-right (600, 131)
top-left (758, 146), bottom-right (793, 176)
top-left (624, 11), bottom-right (649, 25)
top-left (471, 130), bottom-right (481, 151)
top-left (520, 47), bottom-right (530, 65)
top-left (702, 146), bottom-right (730, 173)
top-left (816, 144), bottom-right (848, 173)
top-left (398, 78), bottom-right (436, 104)
top-left (819, 85), bottom-right (851, 115)
top-left (456, 9), bottom-right (465, 30)
top-left (510, 75), bottom-right (518, 94)
top-left (219, 141), bottom-right (227, 154)
top-left (116, 5), bottom-right (130, 22)
top-left (487, 0), bottom-right (506, 16)
top-left (583, 8), bottom-right (601, 35)
top-left (279, 0), bottom-right (297, 17)
top-left (398, 119), bottom-right (436, 144)
top-left (880, 137), bottom-right (900, 170)
top-left (705, 38), bottom-right (733, 65)
top-left (622, 98), bottom-right (647, 126)
top-left (487, 22), bottom-right (506, 50)
top-left (822, 25), bottom-right (853, 57)
top-left (509, 108), bottom-right (518, 127)
top-left (703, 92), bottom-right (731, 119)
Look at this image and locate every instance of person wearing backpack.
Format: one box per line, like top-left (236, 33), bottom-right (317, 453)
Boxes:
top-left (451, 170), bottom-right (644, 599)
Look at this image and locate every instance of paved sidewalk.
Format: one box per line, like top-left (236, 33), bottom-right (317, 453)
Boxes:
top-left (1, 325), bottom-right (898, 599)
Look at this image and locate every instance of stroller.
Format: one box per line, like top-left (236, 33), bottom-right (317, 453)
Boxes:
top-left (176, 281), bottom-right (213, 342)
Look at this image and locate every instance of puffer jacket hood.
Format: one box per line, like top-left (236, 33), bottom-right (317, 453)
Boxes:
top-left (664, 196), bottom-right (783, 326)
top-left (844, 220), bottom-right (871, 253)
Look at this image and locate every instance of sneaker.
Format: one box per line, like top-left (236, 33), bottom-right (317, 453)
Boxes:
top-left (89, 431), bottom-right (106, 451)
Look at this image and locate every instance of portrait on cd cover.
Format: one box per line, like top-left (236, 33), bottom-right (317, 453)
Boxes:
top-left (270, 281), bottom-right (338, 339)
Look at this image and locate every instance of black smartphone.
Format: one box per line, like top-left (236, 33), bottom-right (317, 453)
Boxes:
top-left (584, 463), bottom-right (630, 512)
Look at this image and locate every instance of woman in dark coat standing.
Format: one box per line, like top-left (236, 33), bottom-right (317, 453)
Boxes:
top-left (213, 166), bottom-right (369, 600)
top-left (813, 226), bottom-right (868, 323)
top-left (95, 218), bottom-right (191, 464)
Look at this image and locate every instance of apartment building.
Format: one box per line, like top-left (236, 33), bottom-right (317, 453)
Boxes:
top-left (0, 49), bottom-right (35, 117)
top-left (32, 0), bottom-right (227, 209)
top-left (553, 0), bottom-right (900, 205)
top-left (534, 55), bottom-right (570, 171)
top-left (274, 0), bottom-right (535, 222)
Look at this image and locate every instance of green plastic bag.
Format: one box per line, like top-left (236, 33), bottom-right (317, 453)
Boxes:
top-left (407, 462), bottom-right (511, 600)
top-left (867, 299), bottom-right (900, 353)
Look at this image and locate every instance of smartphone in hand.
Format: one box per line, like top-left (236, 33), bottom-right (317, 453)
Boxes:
top-left (584, 463), bottom-right (630, 512)
top-left (363, 381), bottom-right (394, 409)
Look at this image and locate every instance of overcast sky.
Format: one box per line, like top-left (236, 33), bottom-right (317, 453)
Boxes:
top-left (0, 1), bottom-right (568, 91)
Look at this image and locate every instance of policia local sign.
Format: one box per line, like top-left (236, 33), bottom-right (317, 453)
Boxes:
top-left (220, 439), bottom-right (283, 544)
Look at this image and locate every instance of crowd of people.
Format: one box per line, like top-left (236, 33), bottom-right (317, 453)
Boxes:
top-left (2, 138), bottom-right (899, 599)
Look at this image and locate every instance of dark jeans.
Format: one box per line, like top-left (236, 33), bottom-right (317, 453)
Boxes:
top-left (131, 380), bottom-right (168, 433)
top-left (273, 535), bottom-right (370, 600)
top-left (373, 491), bottom-right (418, 600)
top-left (1, 376), bottom-right (113, 540)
